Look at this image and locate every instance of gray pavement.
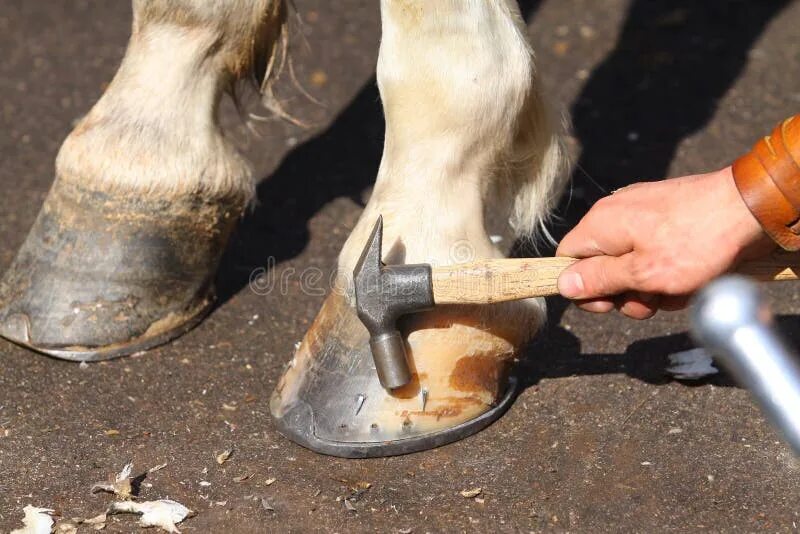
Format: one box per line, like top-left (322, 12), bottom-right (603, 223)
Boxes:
top-left (1, 0), bottom-right (800, 532)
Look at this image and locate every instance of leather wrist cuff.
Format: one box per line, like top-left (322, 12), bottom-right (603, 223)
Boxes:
top-left (733, 115), bottom-right (800, 251)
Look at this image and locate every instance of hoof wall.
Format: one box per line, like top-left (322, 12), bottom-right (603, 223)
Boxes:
top-left (0, 300), bottom-right (213, 362)
top-left (271, 292), bottom-right (529, 457)
top-left (0, 180), bottom-right (238, 361)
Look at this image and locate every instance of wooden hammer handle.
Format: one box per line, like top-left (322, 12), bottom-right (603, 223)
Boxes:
top-left (430, 251), bottom-right (800, 305)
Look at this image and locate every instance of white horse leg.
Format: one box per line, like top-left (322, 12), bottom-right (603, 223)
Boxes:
top-left (0, 0), bottom-right (286, 359)
top-left (272, 0), bottom-right (567, 456)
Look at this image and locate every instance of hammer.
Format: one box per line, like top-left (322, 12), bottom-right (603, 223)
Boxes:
top-left (353, 216), bottom-right (800, 389)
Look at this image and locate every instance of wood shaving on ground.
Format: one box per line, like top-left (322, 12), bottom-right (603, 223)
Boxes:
top-left (216, 449), bottom-right (233, 465)
top-left (348, 481), bottom-right (372, 502)
top-left (332, 478), bottom-right (371, 504)
top-left (261, 498), bottom-right (275, 512)
top-left (149, 463), bottom-right (168, 473)
top-left (460, 487), bottom-right (482, 498)
top-left (81, 513), bottom-right (108, 530)
top-left (667, 348), bottom-right (719, 380)
top-left (10, 505), bottom-right (54, 534)
top-left (53, 521), bottom-right (78, 534)
top-left (107, 499), bottom-right (193, 533)
top-left (265, 477), bottom-right (276, 486)
top-left (91, 461), bottom-right (134, 499)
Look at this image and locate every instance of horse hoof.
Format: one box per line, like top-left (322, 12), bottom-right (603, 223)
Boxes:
top-left (0, 180), bottom-right (240, 361)
top-left (270, 291), bottom-right (535, 457)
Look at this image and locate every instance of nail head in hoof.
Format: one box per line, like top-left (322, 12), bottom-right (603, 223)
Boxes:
top-left (273, 374), bottom-right (519, 458)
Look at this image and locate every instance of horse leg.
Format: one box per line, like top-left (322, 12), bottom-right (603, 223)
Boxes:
top-left (271, 0), bottom-right (568, 456)
top-left (0, 0), bottom-right (286, 360)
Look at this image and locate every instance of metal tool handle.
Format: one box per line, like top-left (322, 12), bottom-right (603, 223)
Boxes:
top-left (690, 275), bottom-right (800, 455)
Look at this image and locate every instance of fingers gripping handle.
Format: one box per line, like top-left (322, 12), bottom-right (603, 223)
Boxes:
top-left (430, 252), bottom-right (800, 305)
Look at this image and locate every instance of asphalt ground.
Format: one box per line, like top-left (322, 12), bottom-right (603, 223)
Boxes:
top-left (1, 0), bottom-right (800, 532)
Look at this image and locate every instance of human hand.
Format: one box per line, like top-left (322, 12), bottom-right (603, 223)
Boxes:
top-left (556, 166), bottom-right (775, 319)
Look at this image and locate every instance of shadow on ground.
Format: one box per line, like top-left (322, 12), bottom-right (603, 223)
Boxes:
top-left (218, 0), bottom-right (790, 389)
top-left (520, 314), bottom-right (800, 394)
top-left (215, 78), bottom-right (384, 303)
top-left (522, 0), bottom-right (789, 388)
top-left (558, 0), bottom-right (790, 238)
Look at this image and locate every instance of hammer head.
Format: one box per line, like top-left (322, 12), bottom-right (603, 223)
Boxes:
top-left (353, 216), bottom-right (435, 389)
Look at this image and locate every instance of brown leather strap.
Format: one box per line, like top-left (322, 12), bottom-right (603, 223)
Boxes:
top-left (755, 118), bottom-right (800, 206)
top-left (733, 114), bottom-right (800, 251)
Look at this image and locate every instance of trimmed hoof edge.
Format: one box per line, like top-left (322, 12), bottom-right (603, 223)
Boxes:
top-left (0, 296), bottom-right (213, 362)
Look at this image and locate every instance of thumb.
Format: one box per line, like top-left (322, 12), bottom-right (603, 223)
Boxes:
top-left (557, 254), bottom-right (636, 300)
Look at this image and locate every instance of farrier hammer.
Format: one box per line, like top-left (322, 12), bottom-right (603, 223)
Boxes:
top-left (354, 216), bottom-right (800, 390)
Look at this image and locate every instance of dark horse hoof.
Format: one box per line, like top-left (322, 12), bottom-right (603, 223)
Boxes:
top-left (0, 179), bottom-right (240, 361)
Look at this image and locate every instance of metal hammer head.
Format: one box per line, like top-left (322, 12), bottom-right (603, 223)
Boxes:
top-left (353, 216), bottom-right (435, 390)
